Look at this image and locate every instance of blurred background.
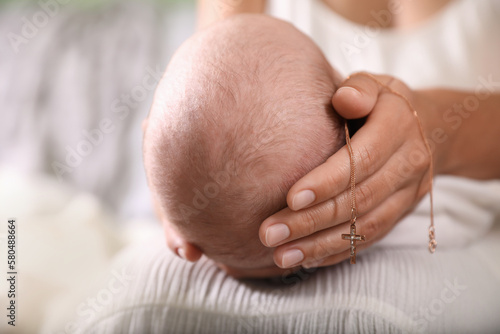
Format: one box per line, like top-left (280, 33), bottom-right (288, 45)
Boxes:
top-left (0, 1), bottom-right (197, 332)
top-left (0, 0), bottom-right (196, 220)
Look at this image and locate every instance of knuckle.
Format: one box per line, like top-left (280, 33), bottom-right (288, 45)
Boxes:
top-left (293, 200), bottom-right (338, 238)
top-left (298, 208), bottom-right (323, 236)
top-left (356, 144), bottom-right (377, 175)
top-left (420, 147), bottom-right (432, 168)
top-left (417, 153), bottom-right (431, 174)
top-left (388, 78), bottom-right (411, 98)
top-left (360, 217), bottom-right (378, 242)
top-left (324, 166), bottom-right (342, 193)
top-left (309, 236), bottom-right (335, 261)
top-left (356, 182), bottom-right (375, 213)
top-left (415, 172), bottom-right (432, 201)
top-left (408, 145), bottom-right (431, 176)
top-left (413, 186), bottom-right (424, 205)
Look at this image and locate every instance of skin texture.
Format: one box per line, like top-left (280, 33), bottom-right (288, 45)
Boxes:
top-left (321, 0), bottom-right (452, 29)
top-left (143, 14), bottom-right (346, 277)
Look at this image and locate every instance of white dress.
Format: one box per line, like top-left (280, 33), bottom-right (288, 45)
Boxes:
top-left (267, 0), bottom-right (500, 90)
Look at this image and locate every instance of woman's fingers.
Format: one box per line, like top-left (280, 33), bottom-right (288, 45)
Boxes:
top-left (257, 73), bottom-right (430, 269)
top-left (260, 147), bottom-right (414, 247)
top-left (286, 91), bottom-right (410, 212)
top-left (272, 188), bottom-right (414, 269)
top-left (332, 72), bottom-right (410, 119)
top-left (332, 72), bottom-right (394, 119)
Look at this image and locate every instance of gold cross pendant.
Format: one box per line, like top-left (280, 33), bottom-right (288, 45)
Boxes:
top-left (342, 223), bottom-right (365, 264)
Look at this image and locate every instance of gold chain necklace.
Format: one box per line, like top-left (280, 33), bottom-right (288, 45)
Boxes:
top-left (341, 73), bottom-right (437, 264)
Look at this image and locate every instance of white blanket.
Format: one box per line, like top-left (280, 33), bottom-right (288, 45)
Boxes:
top-left (378, 176), bottom-right (500, 249)
top-left (71, 228), bottom-right (500, 334)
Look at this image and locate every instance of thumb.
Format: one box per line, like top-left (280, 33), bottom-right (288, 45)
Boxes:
top-left (332, 72), bottom-right (393, 119)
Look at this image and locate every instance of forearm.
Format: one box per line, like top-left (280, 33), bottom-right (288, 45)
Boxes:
top-left (416, 88), bottom-right (500, 179)
top-left (197, 0), bottom-right (266, 30)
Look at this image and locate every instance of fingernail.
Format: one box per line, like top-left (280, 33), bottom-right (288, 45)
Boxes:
top-left (292, 190), bottom-right (315, 210)
top-left (336, 86), bottom-right (362, 98)
top-left (176, 248), bottom-right (187, 260)
top-left (265, 224), bottom-right (290, 246)
top-left (282, 249), bottom-right (304, 268)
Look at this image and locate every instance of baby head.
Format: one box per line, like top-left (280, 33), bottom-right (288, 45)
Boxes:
top-left (143, 14), bottom-right (345, 271)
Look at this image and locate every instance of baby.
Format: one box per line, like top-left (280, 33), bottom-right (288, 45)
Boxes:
top-left (143, 14), bottom-right (345, 275)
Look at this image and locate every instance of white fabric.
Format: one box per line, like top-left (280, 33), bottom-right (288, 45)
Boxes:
top-left (72, 225), bottom-right (500, 334)
top-left (267, 0), bottom-right (500, 89)
top-left (378, 176), bottom-right (500, 249)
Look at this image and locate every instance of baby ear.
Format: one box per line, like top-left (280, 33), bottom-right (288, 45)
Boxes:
top-left (176, 242), bottom-right (203, 262)
top-left (163, 222), bottom-right (203, 262)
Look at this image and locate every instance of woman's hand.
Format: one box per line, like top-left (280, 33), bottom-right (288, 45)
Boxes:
top-left (259, 72), bottom-right (438, 269)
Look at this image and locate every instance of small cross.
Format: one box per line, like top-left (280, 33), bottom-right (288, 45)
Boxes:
top-left (342, 224), bottom-right (365, 264)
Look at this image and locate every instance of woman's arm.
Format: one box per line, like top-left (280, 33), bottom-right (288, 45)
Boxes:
top-left (416, 88), bottom-right (500, 179)
top-left (197, 0), bottom-right (266, 30)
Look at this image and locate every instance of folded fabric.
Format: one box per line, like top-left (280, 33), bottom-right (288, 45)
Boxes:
top-left (71, 223), bottom-right (500, 334)
top-left (377, 176), bottom-right (500, 249)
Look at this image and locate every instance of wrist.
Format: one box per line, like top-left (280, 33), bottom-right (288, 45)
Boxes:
top-left (413, 89), bottom-right (456, 176)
